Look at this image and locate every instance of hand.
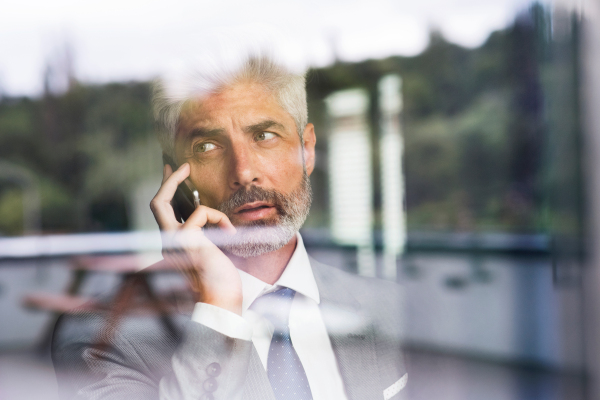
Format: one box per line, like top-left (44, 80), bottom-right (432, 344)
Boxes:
top-left (150, 163), bottom-right (243, 315)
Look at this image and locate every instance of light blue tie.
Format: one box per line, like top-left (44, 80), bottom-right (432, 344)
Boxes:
top-left (251, 288), bottom-right (313, 400)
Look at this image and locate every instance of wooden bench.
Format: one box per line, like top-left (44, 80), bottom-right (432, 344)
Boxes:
top-left (23, 254), bottom-right (193, 351)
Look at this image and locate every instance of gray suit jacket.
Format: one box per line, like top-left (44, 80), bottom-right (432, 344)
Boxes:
top-left (52, 258), bottom-right (406, 400)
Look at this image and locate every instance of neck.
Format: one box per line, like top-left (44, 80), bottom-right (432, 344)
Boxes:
top-left (226, 235), bottom-right (298, 285)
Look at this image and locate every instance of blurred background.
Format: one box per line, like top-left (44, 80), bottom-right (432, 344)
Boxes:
top-left (2, 0), bottom-right (600, 399)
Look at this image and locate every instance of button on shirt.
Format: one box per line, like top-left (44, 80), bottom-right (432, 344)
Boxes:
top-left (191, 233), bottom-right (348, 400)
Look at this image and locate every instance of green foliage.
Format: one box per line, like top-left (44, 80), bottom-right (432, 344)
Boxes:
top-left (0, 3), bottom-right (578, 237)
top-left (307, 4), bottom-right (562, 234)
top-left (404, 91), bottom-right (518, 231)
top-left (0, 188), bottom-right (24, 235)
top-left (39, 179), bottom-right (77, 233)
top-left (0, 82), bottom-right (161, 235)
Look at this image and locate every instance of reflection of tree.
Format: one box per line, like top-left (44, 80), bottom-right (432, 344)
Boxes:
top-left (0, 3), bottom-right (573, 236)
top-left (0, 161), bottom-right (40, 235)
top-left (305, 3), bottom-right (555, 234)
top-left (504, 5), bottom-right (548, 231)
top-left (0, 82), bottom-right (161, 234)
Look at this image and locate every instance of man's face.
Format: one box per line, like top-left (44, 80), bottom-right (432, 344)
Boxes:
top-left (174, 81), bottom-right (316, 256)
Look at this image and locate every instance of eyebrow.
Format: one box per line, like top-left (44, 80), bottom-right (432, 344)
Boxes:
top-left (184, 120), bottom-right (286, 144)
top-left (185, 127), bottom-right (225, 142)
top-left (244, 120), bottom-right (286, 134)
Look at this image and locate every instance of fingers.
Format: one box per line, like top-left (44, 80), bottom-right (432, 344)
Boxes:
top-left (150, 163), bottom-right (190, 231)
top-left (183, 206), bottom-right (237, 234)
top-left (157, 163), bottom-right (190, 201)
top-left (162, 163), bottom-right (172, 184)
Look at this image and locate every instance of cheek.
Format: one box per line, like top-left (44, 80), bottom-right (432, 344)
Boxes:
top-left (189, 166), bottom-right (228, 208)
top-left (261, 149), bottom-right (305, 187)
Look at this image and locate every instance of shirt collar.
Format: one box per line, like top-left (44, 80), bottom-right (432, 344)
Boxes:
top-left (276, 232), bottom-right (320, 304)
top-left (238, 232), bottom-right (320, 314)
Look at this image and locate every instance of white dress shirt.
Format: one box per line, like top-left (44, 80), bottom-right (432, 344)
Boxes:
top-left (191, 233), bottom-right (348, 400)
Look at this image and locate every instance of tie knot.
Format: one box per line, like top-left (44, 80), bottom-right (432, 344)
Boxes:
top-left (250, 287), bottom-right (296, 331)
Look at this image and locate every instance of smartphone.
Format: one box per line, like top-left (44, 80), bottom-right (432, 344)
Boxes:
top-left (162, 153), bottom-right (197, 222)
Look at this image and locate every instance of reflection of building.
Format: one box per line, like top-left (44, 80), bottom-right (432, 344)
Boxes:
top-left (325, 89), bottom-right (376, 276)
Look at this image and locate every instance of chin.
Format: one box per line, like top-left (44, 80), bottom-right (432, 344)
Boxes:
top-left (211, 171), bottom-right (312, 258)
top-left (220, 224), bottom-right (297, 258)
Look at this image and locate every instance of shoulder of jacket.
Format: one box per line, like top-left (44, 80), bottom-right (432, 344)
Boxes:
top-left (309, 256), bottom-right (402, 303)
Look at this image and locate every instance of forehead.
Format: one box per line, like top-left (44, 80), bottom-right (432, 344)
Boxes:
top-left (177, 82), bottom-right (294, 135)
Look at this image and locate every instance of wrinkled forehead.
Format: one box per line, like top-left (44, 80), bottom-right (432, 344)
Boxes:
top-left (175, 82), bottom-right (294, 139)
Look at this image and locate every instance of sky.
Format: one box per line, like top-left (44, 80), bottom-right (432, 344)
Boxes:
top-left (0, 0), bottom-right (543, 97)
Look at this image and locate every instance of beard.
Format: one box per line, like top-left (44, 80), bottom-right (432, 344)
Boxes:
top-left (206, 172), bottom-right (312, 258)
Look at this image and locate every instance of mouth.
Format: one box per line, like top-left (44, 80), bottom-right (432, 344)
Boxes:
top-left (233, 201), bottom-right (277, 221)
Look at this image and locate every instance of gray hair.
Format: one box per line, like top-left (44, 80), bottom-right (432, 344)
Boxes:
top-left (153, 56), bottom-right (308, 159)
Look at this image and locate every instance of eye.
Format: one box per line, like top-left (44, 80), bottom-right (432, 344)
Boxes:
top-left (193, 142), bottom-right (217, 154)
top-left (256, 131), bottom-right (277, 141)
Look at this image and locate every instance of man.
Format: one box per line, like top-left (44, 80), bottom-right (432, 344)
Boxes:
top-left (52, 54), bottom-right (407, 400)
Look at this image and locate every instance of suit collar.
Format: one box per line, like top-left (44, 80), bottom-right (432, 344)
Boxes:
top-left (309, 257), bottom-right (383, 400)
top-left (309, 256), bottom-right (361, 312)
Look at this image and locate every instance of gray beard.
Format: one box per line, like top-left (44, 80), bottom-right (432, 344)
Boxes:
top-left (212, 172), bottom-right (312, 258)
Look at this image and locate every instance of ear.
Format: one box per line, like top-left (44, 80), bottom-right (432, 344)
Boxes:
top-left (302, 123), bottom-right (317, 176)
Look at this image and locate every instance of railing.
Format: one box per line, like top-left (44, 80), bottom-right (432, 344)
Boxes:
top-left (0, 229), bottom-right (552, 261)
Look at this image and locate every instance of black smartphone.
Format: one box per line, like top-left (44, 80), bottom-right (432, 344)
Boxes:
top-left (162, 153), bottom-right (197, 222)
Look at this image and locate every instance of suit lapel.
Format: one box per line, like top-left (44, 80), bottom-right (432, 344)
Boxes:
top-left (310, 258), bottom-right (382, 400)
top-left (243, 258), bottom-right (385, 400)
top-left (242, 346), bottom-right (276, 400)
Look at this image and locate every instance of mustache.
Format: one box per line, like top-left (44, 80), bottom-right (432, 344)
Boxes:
top-left (217, 186), bottom-right (288, 218)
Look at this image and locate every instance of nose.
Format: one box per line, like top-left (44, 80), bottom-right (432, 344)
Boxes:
top-left (228, 141), bottom-right (261, 190)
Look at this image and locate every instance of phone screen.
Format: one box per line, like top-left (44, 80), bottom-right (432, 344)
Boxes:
top-left (162, 153), bottom-right (196, 222)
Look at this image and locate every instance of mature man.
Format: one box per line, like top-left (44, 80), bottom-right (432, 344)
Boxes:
top-left (52, 54), bottom-right (406, 400)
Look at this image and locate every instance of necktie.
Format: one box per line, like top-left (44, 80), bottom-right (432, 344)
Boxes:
top-left (251, 287), bottom-right (313, 400)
